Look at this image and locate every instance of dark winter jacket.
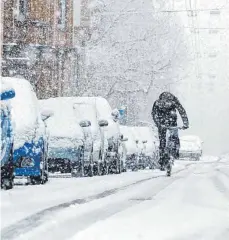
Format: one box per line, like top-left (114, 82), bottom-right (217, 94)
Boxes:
top-left (152, 92), bottom-right (189, 128)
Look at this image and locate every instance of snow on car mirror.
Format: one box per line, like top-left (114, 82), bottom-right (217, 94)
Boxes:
top-left (120, 134), bottom-right (128, 141)
top-left (0, 89), bottom-right (15, 101)
top-left (98, 119), bottom-right (109, 127)
top-left (111, 109), bottom-right (120, 122)
top-left (79, 120), bottom-right (91, 128)
top-left (41, 109), bottom-right (54, 121)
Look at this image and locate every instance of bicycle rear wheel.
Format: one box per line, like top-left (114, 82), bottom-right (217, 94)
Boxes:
top-left (166, 161), bottom-right (172, 176)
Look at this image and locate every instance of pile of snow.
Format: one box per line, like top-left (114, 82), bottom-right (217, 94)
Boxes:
top-left (2, 77), bottom-right (45, 149)
top-left (39, 98), bottom-right (84, 149)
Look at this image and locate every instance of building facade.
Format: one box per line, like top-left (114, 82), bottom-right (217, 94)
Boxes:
top-left (2, 0), bottom-right (79, 99)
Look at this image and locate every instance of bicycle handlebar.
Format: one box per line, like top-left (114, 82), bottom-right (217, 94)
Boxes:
top-left (164, 126), bottom-right (185, 130)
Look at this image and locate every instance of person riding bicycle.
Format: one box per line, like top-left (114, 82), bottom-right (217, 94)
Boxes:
top-left (151, 92), bottom-right (189, 170)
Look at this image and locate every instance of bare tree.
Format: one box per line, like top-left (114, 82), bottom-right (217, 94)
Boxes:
top-left (78, 0), bottom-right (189, 124)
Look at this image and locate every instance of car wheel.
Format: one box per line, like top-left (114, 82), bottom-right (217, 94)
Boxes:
top-left (41, 172), bottom-right (48, 184)
top-left (102, 161), bottom-right (108, 175)
top-left (97, 163), bottom-right (103, 176)
top-left (1, 177), bottom-right (13, 190)
top-left (88, 165), bottom-right (94, 177)
top-left (30, 176), bottom-right (39, 185)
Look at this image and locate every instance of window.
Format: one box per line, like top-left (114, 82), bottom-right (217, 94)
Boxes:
top-left (58, 0), bottom-right (67, 29)
top-left (16, 0), bottom-right (28, 21)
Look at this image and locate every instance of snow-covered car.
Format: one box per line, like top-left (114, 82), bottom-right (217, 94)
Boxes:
top-left (1, 83), bottom-right (15, 189)
top-left (39, 97), bottom-right (96, 177)
top-left (180, 135), bottom-right (203, 161)
top-left (120, 126), bottom-right (139, 171)
top-left (131, 127), bottom-right (159, 169)
top-left (2, 77), bottom-right (49, 184)
top-left (72, 97), bottom-right (123, 174)
top-left (120, 126), bottom-right (159, 170)
top-left (72, 99), bottom-right (109, 175)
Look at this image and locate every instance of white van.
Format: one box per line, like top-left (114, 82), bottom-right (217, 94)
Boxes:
top-left (72, 97), bottom-right (124, 174)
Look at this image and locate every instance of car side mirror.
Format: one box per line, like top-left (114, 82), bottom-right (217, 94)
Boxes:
top-left (121, 137), bottom-right (128, 142)
top-left (0, 89), bottom-right (15, 100)
top-left (111, 109), bottom-right (120, 122)
top-left (120, 134), bottom-right (128, 142)
top-left (98, 119), bottom-right (109, 127)
top-left (41, 109), bottom-right (54, 121)
top-left (80, 120), bottom-right (91, 128)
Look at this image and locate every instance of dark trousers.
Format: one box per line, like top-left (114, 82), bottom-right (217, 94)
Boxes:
top-left (158, 127), bottom-right (180, 166)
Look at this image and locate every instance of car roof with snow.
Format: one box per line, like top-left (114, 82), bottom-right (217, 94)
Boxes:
top-left (72, 97), bottom-right (113, 119)
top-left (180, 135), bottom-right (202, 143)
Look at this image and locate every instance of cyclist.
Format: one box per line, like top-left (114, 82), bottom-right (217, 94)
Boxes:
top-left (151, 92), bottom-right (189, 170)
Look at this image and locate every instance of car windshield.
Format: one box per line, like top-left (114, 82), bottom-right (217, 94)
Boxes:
top-left (48, 147), bottom-right (80, 162)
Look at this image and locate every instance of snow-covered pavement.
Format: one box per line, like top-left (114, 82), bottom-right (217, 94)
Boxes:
top-left (1, 157), bottom-right (229, 240)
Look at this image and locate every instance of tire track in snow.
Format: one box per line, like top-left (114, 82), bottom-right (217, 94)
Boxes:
top-left (15, 166), bottom-right (194, 240)
top-left (1, 164), bottom-right (194, 240)
top-left (212, 168), bottom-right (229, 200)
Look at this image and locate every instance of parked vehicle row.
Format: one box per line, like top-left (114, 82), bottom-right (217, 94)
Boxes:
top-left (39, 97), bottom-right (127, 177)
top-left (1, 77), bottom-right (203, 190)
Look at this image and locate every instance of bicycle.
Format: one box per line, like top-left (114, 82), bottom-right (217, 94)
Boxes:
top-left (164, 126), bottom-right (184, 177)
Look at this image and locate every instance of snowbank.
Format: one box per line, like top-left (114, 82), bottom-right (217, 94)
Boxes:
top-left (2, 77), bottom-right (45, 149)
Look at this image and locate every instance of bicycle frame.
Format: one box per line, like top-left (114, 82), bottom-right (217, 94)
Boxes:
top-left (166, 128), bottom-right (179, 158)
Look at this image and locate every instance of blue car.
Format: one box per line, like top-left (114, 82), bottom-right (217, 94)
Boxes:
top-left (2, 77), bottom-right (51, 184)
top-left (1, 83), bottom-right (15, 189)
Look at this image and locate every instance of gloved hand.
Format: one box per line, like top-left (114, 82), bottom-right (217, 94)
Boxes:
top-left (159, 124), bottom-right (166, 130)
top-left (182, 124), bottom-right (189, 130)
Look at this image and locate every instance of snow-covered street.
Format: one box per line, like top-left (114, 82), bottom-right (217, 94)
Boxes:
top-left (1, 0), bottom-right (229, 239)
top-left (1, 157), bottom-right (229, 240)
